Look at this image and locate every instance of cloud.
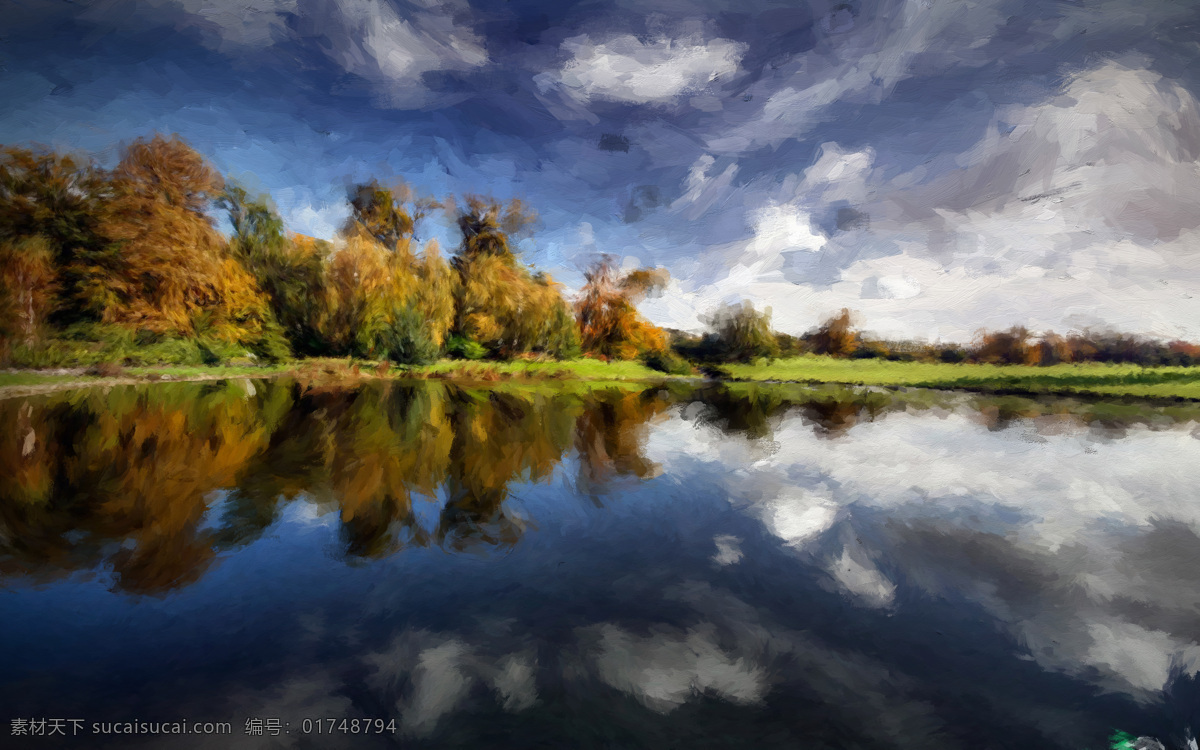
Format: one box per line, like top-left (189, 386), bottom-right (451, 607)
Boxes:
top-left (585, 622), bottom-right (768, 712)
top-left (538, 33), bottom-right (746, 106)
top-left (68, 0), bottom-right (489, 109)
top-left (641, 59), bottom-right (1200, 341)
top-left (707, 0), bottom-right (1010, 153)
top-left (711, 534), bottom-right (744, 565)
top-left (827, 545), bottom-right (897, 608)
top-left (646, 400), bottom-right (1200, 699)
top-left (293, 0), bottom-right (489, 108)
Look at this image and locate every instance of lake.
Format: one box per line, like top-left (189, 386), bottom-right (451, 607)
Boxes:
top-left (1, 378), bottom-right (1198, 749)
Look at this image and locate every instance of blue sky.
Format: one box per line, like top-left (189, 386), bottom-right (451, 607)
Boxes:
top-left (4, 0), bottom-right (1200, 340)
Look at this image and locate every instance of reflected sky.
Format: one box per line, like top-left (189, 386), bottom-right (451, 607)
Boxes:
top-left (1, 380), bottom-right (1198, 748)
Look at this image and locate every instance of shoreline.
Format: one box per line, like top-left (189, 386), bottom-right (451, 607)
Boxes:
top-left (4, 357), bottom-right (1200, 402)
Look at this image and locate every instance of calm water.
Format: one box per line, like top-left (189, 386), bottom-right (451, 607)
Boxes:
top-left (1, 378), bottom-right (1199, 749)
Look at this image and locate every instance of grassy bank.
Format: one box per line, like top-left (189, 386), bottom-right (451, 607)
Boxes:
top-left (720, 356), bottom-right (1200, 400)
top-left (0, 357), bottom-right (675, 399)
top-left (7, 355), bottom-right (1200, 401)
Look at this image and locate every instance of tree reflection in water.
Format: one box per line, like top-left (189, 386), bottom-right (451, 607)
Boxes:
top-left (0, 379), bottom-right (676, 590)
top-left (3, 378), bottom-right (1199, 595)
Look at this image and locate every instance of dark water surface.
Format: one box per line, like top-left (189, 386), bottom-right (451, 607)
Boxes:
top-left (2, 378), bottom-right (1199, 749)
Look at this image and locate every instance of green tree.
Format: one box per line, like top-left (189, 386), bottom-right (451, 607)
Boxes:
top-left (220, 185), bottom-right (329, 355)
top-left (0, 145), bottom-right (113, 325)
top-left (703, 301), bottom-right (780, 362)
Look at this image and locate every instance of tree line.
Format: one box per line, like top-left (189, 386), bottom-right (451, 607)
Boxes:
top-left (674, 305), bottom-right (1200, 367)
top-left (0, 134), bottom-right (673, 368)
top-left (3, 133), bottom-right (1197, 371)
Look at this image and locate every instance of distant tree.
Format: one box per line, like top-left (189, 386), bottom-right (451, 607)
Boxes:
top-left (701, 301), bottom-right (781, 363)
top-left (1030, 332), bottom-right (1072, 366)
top-left (1167, 340), bottom-right (1200, 366)
top-left (774, 331), bottom-right (805, 358)
top-left (575, 255), bottom-right (669, 360)
top-left (971, 326), bottom-right (1031, 365)
top-left (808, 309), bottom-right (859, 357)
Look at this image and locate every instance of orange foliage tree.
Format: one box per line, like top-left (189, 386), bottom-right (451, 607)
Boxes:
top-left (82, 135), bottom-right (279, 354)
top-left (807, 308), bottom-right (859, 357)
top-left (575, 255), bottom-right (669, 360)
top-left (0, 236), bottom-right (58, 349)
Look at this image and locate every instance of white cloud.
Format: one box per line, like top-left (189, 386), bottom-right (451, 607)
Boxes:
top-left (539, 34), bottom-right (746, 106)
top-left (587, 623), bottom-right (768, 712)
top-left (827, 546), bottom-right (897, 608)
top-left (294, 0), bottom-right (488, 108)
top-left (746, 202), bottom-right (826, 258)
top-left (712, 534), bottom-right (744, 565)
top-left (648, 60), bottom-right (1200, 341)
top-left (645, 402), bottom-right (1200, 699)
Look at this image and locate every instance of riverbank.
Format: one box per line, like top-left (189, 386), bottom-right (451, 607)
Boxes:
top-left (0, 358), bottom-right (675, 400)
top-left (720, 356), bottom-right (1200, 400)
top-left (4, 356), bottom-right (1200, 401)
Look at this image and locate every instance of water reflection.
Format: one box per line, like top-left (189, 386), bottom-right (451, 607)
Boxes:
top-left (2, 380), bottom-right (1199, 748)
top-left (0, 380), bottom-right (677, 590)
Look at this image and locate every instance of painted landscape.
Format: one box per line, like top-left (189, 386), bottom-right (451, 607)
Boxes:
top-left (2, 0), bottom-right (1200, 748)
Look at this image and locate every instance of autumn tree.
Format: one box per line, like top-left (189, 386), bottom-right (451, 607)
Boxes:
top-left (0, 145), bottom-right (113, 325)
top-left (80, 135), bottom-right (282, 358)
top-left (324, 180), bottom-right (455, 363)
top-left (575, 255), bottom-right (669, 360)
top-left (970, 326), bottom-right (1031, 365)
top-left (1031, 332), bottom-right (1072, 366)
top-left (450, 195), bottom-right (579, 358)
top-left (0, 236), bottom-right (58, 352)
top-left (808, 308), bottom-right (859, 357)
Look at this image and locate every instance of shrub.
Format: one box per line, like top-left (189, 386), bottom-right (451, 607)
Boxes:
top-left (379, 305), bottom-right (440, 365)
top-left (641, 348), bottom-right (696, 376)
top-left (446, 334), bottom-right (488, 360)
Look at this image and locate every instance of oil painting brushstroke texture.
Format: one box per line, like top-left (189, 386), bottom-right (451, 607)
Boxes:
top-left (1, 1), bottom-right (1199, 749)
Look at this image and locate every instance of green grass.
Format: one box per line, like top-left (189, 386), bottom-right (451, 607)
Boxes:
top-left (721, 355), bottom-right (1200, 399)
top-left (401, 357), bottom-right (674, 381)
top-left (0, 372), bottom-right (81, 387)
top-left (9, 353), bottom-right (1200, 402)
top-left (123, 364), bottom-right (292, 379)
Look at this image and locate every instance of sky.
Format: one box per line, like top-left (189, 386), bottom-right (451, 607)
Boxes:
top-left (3, 0), bottom-right (1200, 341)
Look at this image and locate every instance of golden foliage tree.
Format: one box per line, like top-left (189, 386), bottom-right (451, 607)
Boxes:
top-left (0, 146), bottom-right (112, 325)
top-left (450, 195), bottom-right (579, 358)
top-left (84, 135), bottom-right (276, 352)
top-left (0, 235), bottom-right (58, 350)
top-left (575, 255), bottom-right (669, 360)
top-left (324, 181), bottom-right (455, 362)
